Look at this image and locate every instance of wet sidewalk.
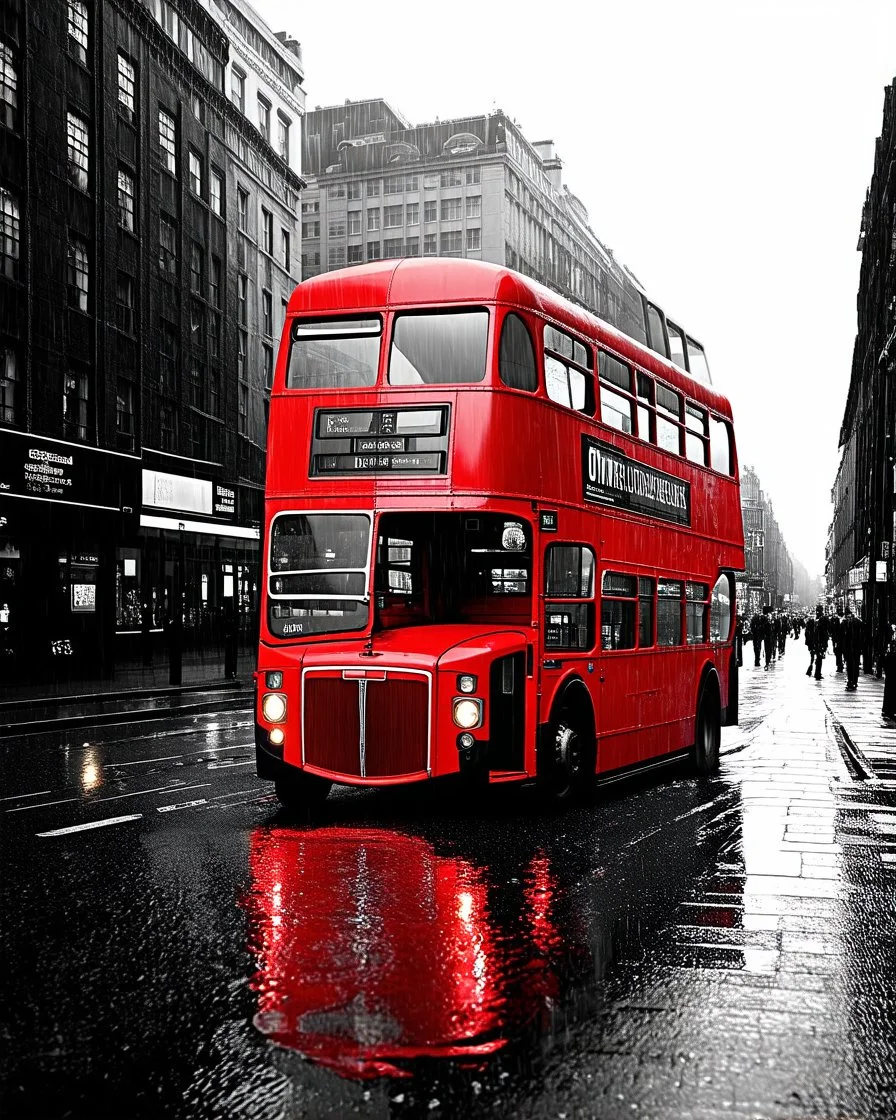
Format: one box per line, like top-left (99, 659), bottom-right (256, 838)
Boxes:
top-left (524, 644), bottom-right (896, 1120)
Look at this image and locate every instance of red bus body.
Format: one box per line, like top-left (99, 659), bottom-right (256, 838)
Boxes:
top-left (255, 259), bottom-right (744, 801)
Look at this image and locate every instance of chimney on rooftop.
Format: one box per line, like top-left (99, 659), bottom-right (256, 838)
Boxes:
top-left (532, 139), bottom-right (562, 190)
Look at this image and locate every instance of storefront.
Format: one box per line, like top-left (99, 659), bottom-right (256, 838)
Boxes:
top-left (0, 429), bottom-right (140, 689)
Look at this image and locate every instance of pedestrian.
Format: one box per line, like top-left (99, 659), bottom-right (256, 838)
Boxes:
top-left (806, 605), bottom-right (828, 679)
top-left (777, 611), bottom-right (787, 658)
top-left (882, 625), bottom-right (896, 721)
top-left (750, 609), bottom-right (764, 668)
top-left (829, 609), bottom-right (843, 673)
top-left (762, 605), bottom-right (776, 670)
top-left (841, 606), bottom-right (863, 691)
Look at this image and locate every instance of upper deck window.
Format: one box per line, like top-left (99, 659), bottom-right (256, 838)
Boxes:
top-left (667, 322), bottom-right (687, 370)
top-left (710, 415), bottom-right (733, 475)
top-left (543, 323), bottom-right (593, 414)
top-left (598, 351), bottom-right (634, 435)
top-left (389, 309), bottom-right (488, 385)
top-left (686, 337), bottom-right (710, 384)
top-left (287, 317), bottom-right (382, 389)
top-left (499, 312), bottom-right (537, 391)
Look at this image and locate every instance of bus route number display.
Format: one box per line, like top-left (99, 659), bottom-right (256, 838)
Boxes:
top-left (581, 434), bottom-right (691, 526)
top-left (311, 407), bottom-right (450, 477)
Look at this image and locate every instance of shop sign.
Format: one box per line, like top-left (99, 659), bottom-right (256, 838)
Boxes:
top-left (0, 430), bottom-right (138, 512)
top-left (213, 484), bottom-right (236, 519)
top-left (848, 556), bottom-right (869, 588)
top-left (142, 471), bottom-right (237, 521)
top-left (876, 560), bottom-right (888, 582)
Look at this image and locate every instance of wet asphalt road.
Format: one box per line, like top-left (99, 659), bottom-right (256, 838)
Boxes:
top-left (1, 655), bottom-right (895, 1120)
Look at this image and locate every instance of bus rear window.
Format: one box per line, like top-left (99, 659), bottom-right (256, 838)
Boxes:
top-left (389, 309), bottom-right (488, 384)
top-left (287, 317), bottom-right (382, 389)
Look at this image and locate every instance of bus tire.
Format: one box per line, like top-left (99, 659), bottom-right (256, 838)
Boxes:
top-left (693, 674), bottom-right (721, 776)
top-left (539, 698), bottom-right (595, 804)
top-left (274, 770), bottom-right (332, 812)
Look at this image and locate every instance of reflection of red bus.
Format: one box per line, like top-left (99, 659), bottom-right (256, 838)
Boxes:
top-left (255, 259), bottom-right (744, 807)
top-left (245, 828), bottom-right (561, 1078)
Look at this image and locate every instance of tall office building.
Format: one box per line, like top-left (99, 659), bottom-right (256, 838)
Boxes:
top-left (0, 0), bottom-right (304, 691)
top-left (299, 98), bottom-right (711, 379)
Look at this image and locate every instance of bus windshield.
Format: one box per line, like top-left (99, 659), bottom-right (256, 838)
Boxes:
top-left (388, 309), bottom-right (488, 385)
top-left (268, 513), bottom-right (371, 636)
top-left (287, 317), bottom-right (382, 389)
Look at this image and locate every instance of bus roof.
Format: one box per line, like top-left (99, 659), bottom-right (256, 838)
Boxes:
top-left (288, 259), bottom-right (731, 417)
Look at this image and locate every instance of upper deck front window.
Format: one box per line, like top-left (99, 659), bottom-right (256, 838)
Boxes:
top-left (287, 317), bottom-right (382, 389)
top-left (389, 309), bottom-right (488, 385)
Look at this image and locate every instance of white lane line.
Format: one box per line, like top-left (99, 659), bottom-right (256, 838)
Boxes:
top-left (7, 797), bottom-right (79, 814)
top-left (206, 759), bottom-right (255, 769)
top-left (93, 783), bottom-right (210, 804)
top-left (110, 754), bottom-right (184, 767)
top-left (37, 814), bottom-right (143, 838)
top-left (0, 789), bottom-right (52, 803)
top-left (206, 786), bottom-right (267, 801)
top-left (157, 799), bottom-right (208, 813)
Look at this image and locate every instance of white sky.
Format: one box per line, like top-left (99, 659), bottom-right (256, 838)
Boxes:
top-left (253, 0), bottom-right (896, 580)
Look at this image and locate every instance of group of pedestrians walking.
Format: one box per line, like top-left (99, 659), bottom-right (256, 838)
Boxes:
top-left (741, 604), bottom-right (866, 691)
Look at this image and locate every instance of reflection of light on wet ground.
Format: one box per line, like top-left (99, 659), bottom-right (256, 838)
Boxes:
top-left (80, 746), bottom-right (102, 793)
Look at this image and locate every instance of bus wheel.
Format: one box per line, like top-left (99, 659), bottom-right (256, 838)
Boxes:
top-left (274, 770), bottom-right (332, 812)
top-left (693, 677), bottom-right (721, 776)
top-left (540, 708), bottom-right (594, 804)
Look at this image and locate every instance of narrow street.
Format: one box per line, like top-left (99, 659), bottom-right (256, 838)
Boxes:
top-left (1, 649), bottom-right (894, 1120)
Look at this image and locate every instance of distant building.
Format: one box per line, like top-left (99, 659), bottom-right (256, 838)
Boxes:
top-left (299, 99), bottom-right (712, 381)
top-left (737, 465), bottom-right (794, 614)
top-left (828, 77), bottom-right (895, 667)
top-left (0, 0), bottom-right (304, 691)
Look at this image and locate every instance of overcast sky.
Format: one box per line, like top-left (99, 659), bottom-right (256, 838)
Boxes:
top-left (253, 0), bottom-right (895, 579)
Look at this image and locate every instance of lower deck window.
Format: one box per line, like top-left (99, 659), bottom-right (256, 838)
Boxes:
top-left (657, 579), bottom-right (683, 646)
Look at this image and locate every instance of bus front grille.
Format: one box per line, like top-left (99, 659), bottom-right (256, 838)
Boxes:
top-left (303, 671), bottom-right (430, 778)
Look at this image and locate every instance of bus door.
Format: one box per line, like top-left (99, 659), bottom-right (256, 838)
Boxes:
top-left (541, 540), bottom-right (599, 737)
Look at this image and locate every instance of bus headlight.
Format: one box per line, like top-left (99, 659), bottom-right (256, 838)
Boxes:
top-left (452, 697), bottom-right (483, 729)
top-left (262, 692), bottom-right (287, 723)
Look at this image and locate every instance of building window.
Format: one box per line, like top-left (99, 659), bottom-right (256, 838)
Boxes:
top-left (367, 209), bottom-right (380, 232)
top-left (189, 242), bottom-right (203, 294)
top-left (440, 170), bottom-right (462, 188)
top-left (367, 180), bottom-right (379, 198)
top-left (257, 95), bottom-right (270, 142)
top-left (158, 108), bottom-right (176, 174)
top-left (440, 198), bottom-right (462, 221)
top-left (423, 233), bottom-right (436, 255)
top-left (117, 53), bottom-right (135, 119)
top-left (367, 241), bottom-right (380, 261)
top-left (424, 200), bottom-right (436, 223)
top-left (159, 214), bottom-right (177, 273)
top-left (116, 379), bottom-right (134, 444)
top-left (210, 167), bottom-right (223, 216)
top-left (327, 183), bottom-right (346, 200)
top-left (301, 219), bottom-right (319, 239)
top-left (208, 367), bottom-right (220, 416)
top-left (347, 245), bottom-right (363, 264)
top-left (277, 113), bottom-right (290, 162)
top-left (117, 167), bottom-right (135, 231)
top-left (440, 230), bottom-right (462, 255)
top-left (465, 166), bottom-right (481, 185)
top-left (383, 238), bottom-right (402, 259)
top-left (67, 0), bottom-right (89, 65)
top-left (237, 186), bottom-right (249, 232)
top-left (465, 195), bottom-right (481, 219)
top-left (210, 255), bottom-right (221, 308)
top-left (256, 207), bottom-right (271, 255)
top-left (0, 41), bottom-right (18, 130)
top-left (238, 328), bottom-right (247, 379)
top-left (231, 67), bottom-right (245, 113)
top-left (327, 244), bottom-right (345, 268)
top-left (63, 370), bottom-right (90, 442)
top-left (0, 188), bottom-right (19, 280)
top-left (328, 219), bottom-right (345, 239)
top-left (238, 380), bottom-right (248, 435)
top-left (405, 236), bottom-right (419, 256)
top-left (262, 289), bottom-right (272, 337)
top-left (116, 271), bottom-right (135, 334)
top-left (384, 204), bottom-right (403, 228)
top-left (347, 181), bottom-right (362, 201)
top-left (209, 309), bottom-right (221, 358)
top-left (347, 211), bottom-right (361, 236)
top-left (280, 228), bottom-right (291, 271)
top-left (406, 202), bottom-right (419, 226)
top-left (67, 237), bottom-right (89, 311)
top-left (302, 200), bottom-right (319, 215)
top-left (160, 320), bottom-right (177, 387)
top-left (465, 227), bottom-right (481, 251)
top-left (1, 347), bottom-right (17, 424)
top-left (188, 149), bottom-right (203, 196)
top-left (238, 274), bottom-right (248, 325)
top-left (263, 344), bottom-right (274, 389)
top-left (67, 111), bottom-right (89, 190)
top-left (190, 298), bottom-right (205, 347)
top-left (160, 404), bottom-right (175, 451)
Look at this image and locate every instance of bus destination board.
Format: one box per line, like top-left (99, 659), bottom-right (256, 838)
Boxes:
top-left (311, 406), bottom-right (450, 477)
top-left (581, 434), bottom-right (691, 526)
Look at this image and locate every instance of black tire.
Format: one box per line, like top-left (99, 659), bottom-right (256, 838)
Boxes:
top-left (693, 677), bottom-right (721, 776)
top-left (274, 770), bottom-right (332, 812)
top-left (539, 706), bottom-right (595, 804)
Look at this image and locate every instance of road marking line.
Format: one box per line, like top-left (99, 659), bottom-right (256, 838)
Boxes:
top-left (94, 783), bottom-right (210, 804)
top-left (37, 814), bottom-right (143, 837)
top-left (111, 754), bottom-right (183, 767)
top-left (0, 789), bottom-right (52, 802)
top-left (7, 797), bottom-right (79, 813)
top-left (157, 799), bottom-right (208, 813)
top-left (207, 759), bottom-right (254, 769)
top-left (207, 787), bottom-right (266, 801)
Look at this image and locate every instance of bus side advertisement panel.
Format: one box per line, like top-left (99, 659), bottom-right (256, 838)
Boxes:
top-left (581, 435), bottom-right (691, 527)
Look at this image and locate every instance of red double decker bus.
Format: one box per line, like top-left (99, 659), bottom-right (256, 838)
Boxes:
top-left (255, 259), bottom-right (744, 808)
